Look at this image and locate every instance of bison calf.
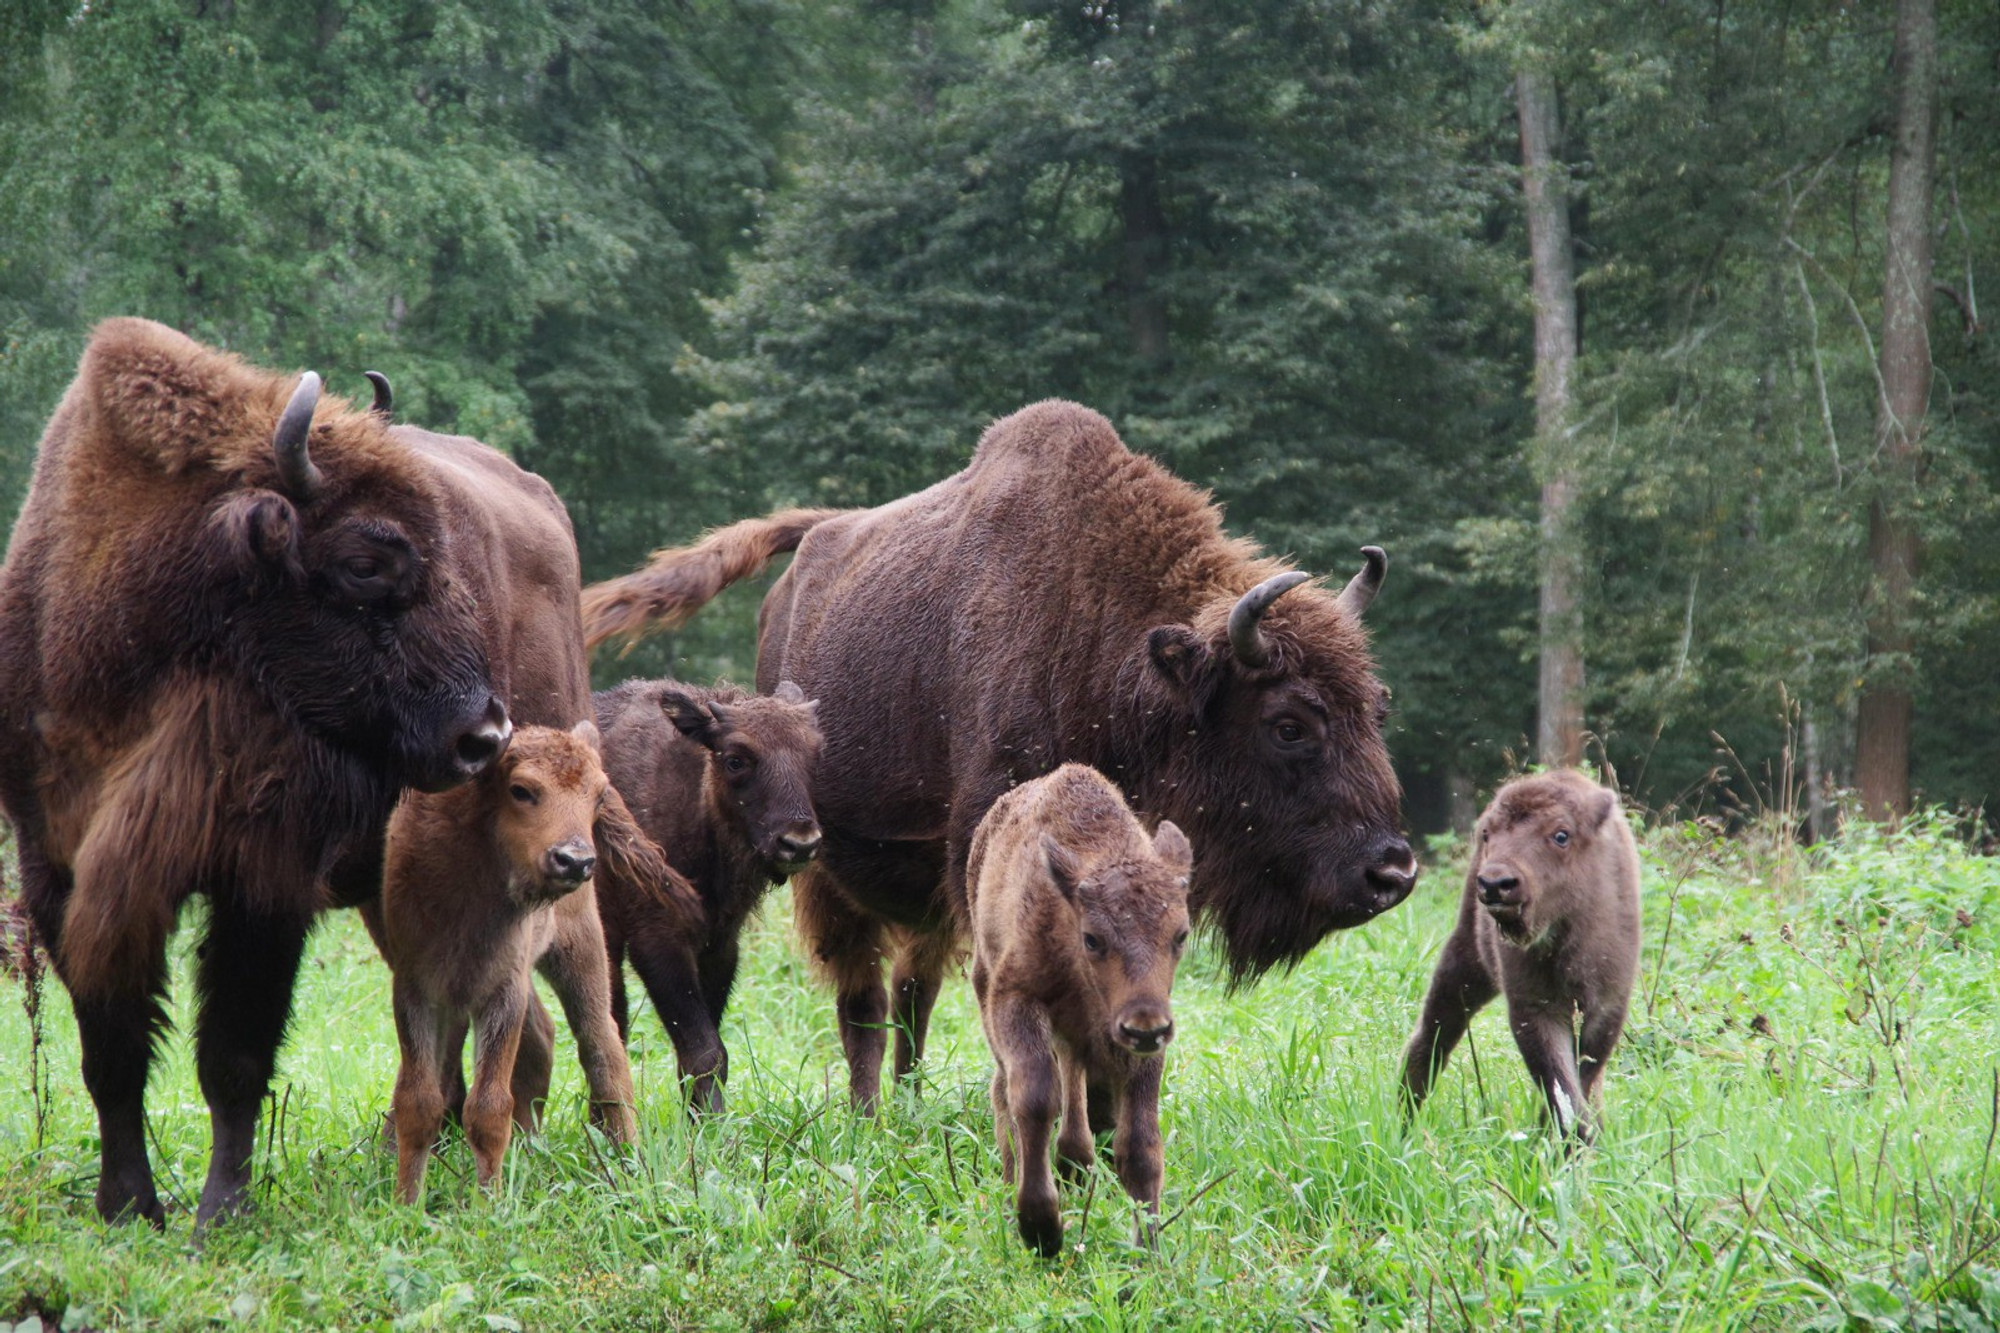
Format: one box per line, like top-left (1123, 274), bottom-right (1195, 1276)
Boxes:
top-left (378, 723), bottom-right (692, 1203)
top-left (592, 678), bottom-right (823, 1111)
top-left (967, 764), bottom-right (1193, 1256)
top-left (1400, 770), bottom-right (1641, 1142)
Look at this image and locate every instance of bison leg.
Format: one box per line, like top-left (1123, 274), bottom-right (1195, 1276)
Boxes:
top-left (987, 998), bottom-right (1063, 1258)
top-left (465, 980), bottom-right (529, 1191)
top-left (1054, 1055), bottom-right (1094, 1187)
top-left (889, 926), bottom-right (956, 1088)
top-left (696, 933), bottom-right (740, 1031)
top-left (1509, 1002), bottom-right (1589, 1143)
top-left (24, 848), bottom-right (168, 1227)
top-left (539, 901), bottom-right (639, 1143)
top-left (1399, 927), bottom-right (1498, 1116)
top-left (794, 862), bottom-right (891, 1112)
top-left (511, 993), bottom-right (557, 1132)
top-left (1576, 997), bottom-right (1630, 1123)
top-left (391, 980), bottom-right (451, 1204)
top-left (626, 922), bottom-right (724, 1114)
top-left (1112, 1056), bottom-right (1166, 1248)
top-left (192, 901), bottom-right (312, 1229)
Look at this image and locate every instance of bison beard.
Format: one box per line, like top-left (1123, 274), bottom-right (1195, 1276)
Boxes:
top-left (0, 319), bottom-right (514, 1228)
top-left (585, 400), bottom-right (1417, 1109)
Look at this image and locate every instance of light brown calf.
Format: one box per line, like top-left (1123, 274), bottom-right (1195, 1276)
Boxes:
top-left (1400, 770), bottom-right (1641, 1142)
top-left (378, 723), bottom-right (694, 1203)
top-left (966, 764), bottom-right (1193, 1256)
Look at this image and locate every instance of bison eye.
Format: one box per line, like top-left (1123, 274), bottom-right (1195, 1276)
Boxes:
top-left (1172, 929), bottom-right (1190, 954)
top-left (1552, 829), bottom-right (1571, 847)
top-left (1273, 719), bottom-right (1307, 746)
top-left (510, 783), bottom-right (537, 805)
top-left (1082, 932), bottom-right (1105, 956)
top-left (723, 753), bottom-right (752, 776)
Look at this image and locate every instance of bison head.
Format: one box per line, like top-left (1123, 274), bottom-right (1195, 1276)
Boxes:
top-left (196, 369), bottom-right (507, 794)
top-left (660, 680), bottom-right (825, 878)
top-left (1136, 548), bottom-right (1416, 981)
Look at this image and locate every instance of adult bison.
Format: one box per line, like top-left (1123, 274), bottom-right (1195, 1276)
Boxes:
top-left (0, 318), bottom-right (586, 1227)
top-left (585, 400), bottom-right (1418, 1109)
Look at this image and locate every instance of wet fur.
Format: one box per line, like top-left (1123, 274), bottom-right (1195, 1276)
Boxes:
top-left (1400, 770), bottom-right (1641, 1142)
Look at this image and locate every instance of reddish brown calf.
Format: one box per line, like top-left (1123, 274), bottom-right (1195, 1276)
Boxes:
top-left (1400, 770), bottom-right (1641, 1142)
top-left (377, 724), bottom-right (694, 1202)
top-left (966, 764), bottom-right (1193, 1256)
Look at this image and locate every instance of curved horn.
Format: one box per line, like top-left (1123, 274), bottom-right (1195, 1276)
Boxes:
top-left (273, 371), bottom-right (323, 500)
top-left (1334, 546), bottom-right (1387, 619)
top-left (1228, 570), bottom-right (1310, 668)
top-left (363, 370), bottom-right (393, 419)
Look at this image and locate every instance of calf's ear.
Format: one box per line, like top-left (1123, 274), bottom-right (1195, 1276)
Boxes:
top-left (571, 719), bottom-right (602, 753)
top-left (659, 689), bottom-right (720, 750)
top-left (1587, 785), bottom-right (1618, 830)
top-left (1146, 625), bottom-right (1212, 694)
top-left (206, 489), bottom-right (303, 589)
top-left (1151, 820), bottom-right (1193, 881)
top-left (1040, 833), bottom-right (1084, 900)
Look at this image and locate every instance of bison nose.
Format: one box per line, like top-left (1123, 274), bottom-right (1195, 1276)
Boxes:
top-left (1476, 873), bottom-right (1520, 906)
top-left (453, 696), bottom-right (512, 778)
top-left (1117, 1017), bottom-right (1175, 1055)
top-left (546, 844), bottom-right (595, 884)
top-left (775, 828), bottom-right (822, 864)
top-left (1365, 836), bottom-right (1419, 910)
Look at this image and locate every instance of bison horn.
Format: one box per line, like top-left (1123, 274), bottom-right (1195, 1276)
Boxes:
top-left (364, 370), bottom-right (393, 419)
top-left (1334, 546), bottom-right (1387, 620)
top-left (1228, 570), bottom-right (1310, 668)
top-left (274, 371), bottom-right (323, 500)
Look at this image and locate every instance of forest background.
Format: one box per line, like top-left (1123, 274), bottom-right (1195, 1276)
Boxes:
top-left (2, 0), bottom-right (1995, 833)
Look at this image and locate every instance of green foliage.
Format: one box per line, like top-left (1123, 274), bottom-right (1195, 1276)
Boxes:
top-left (4, 819), bottom-right (1999, 1328)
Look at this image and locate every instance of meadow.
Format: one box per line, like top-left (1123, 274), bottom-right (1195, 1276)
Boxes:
top-left (2, 813), bottom-right (1997, 1331)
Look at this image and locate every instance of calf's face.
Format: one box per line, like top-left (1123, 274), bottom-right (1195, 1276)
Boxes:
top-left (661, 682), bottom-right (824, 875)
top-left (490, 723), bottom-right (612, 904)
top-left (1472, 777), bottom-right (1618, 945)
top-left (1044, 822), bottom-right (1195, 1055)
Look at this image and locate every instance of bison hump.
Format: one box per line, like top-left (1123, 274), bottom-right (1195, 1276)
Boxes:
top-left (970, 400), bottom-right (1128, 473)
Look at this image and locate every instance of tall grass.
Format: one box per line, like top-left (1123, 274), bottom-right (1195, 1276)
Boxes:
top-left (2, 814), bottom-right (1997, 1330)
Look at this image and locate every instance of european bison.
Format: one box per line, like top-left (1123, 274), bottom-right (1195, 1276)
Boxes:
top-left (0, 320), bottom-right (511, 1227)
top-left (1399, 770), bottom-right (1641, 1142)
top-left (967, 764), bottom-right (1193, 1255)
top-left (592, 679), bottom-right (824, 1111)
top-left (379, 723), bottom-right (687, 1203)
top-left (584, 401), bottom-right (1416, 1108)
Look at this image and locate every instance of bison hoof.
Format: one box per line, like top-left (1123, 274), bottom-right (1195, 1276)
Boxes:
top-left (1018, 1204), bottom-right (1064, 1258)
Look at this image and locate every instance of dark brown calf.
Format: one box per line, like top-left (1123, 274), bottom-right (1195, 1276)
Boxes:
top-left (377, 724), bottom-right (693, 1202)
top-left (592, 679), bottom-right (823, 1111)
top-left (1400, 770), bottom-right (1641, 1142)
top-left (967, 764), bottom-right (1193, 1256)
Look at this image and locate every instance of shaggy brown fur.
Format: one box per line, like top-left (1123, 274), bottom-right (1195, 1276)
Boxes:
top-left (378, 725), bottom-right (692, 1203)
top-left (592, 679), bottom-right (823, 1112)
top-left (0, 319), bottom-right (514, 1227)
top-left (1400, 770), bottom-right (1641, 1142)
top-left (967, 765), bottom-right (1192, 1255)
top-left (581, 400), bottom-right (1415, 1109)
top-left (583, 509), bottom-right (843, 650)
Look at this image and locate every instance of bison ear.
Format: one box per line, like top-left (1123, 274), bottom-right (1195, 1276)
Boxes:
top-left (1587, 785), bottom-right (1619, 830)
top-left (570, 719), bottom-right (602, 753)
top-left (774, 679), bottom-right (808, 706)
top-left (659, 689), bottom-right (719, 750)
top-left (207, 489), bottom-right (303, 588)
top-left (1151, 820), bottom-right (1193, 881)
top-left (1040, 833), bottom-right (1084, 900)
top-left (1146, 625), bottom-right (1211, 694)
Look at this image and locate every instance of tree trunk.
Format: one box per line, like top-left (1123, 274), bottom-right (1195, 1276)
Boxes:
top-left (1121, 156), bottom-right (1170, 368)
top-left (1855, 0), bottom-right (1938, 822)
top-left (1517, 66), bottom-right (1585, 768)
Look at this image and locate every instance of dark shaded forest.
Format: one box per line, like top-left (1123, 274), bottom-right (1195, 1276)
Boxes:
top-left (3, 0), bottom-right (1995, 832)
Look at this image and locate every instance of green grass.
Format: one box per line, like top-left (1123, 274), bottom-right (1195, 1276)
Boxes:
top-left (3, 815), bottom-right (1998, 1331)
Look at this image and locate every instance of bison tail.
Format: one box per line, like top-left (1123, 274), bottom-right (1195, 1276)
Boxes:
top-left (595, 785), bottom-right (706, 925)
top-left (582, 507), bottom-right (845, 652)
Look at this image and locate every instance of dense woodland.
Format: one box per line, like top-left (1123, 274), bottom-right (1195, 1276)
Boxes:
top-left (3, 0), bottom-right (1995, 831)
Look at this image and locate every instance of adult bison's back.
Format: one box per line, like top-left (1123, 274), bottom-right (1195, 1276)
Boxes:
top-left (0, 318), bottom-right (508, 1226)
top-left (588, 400), bottom-right (1417, 1106)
